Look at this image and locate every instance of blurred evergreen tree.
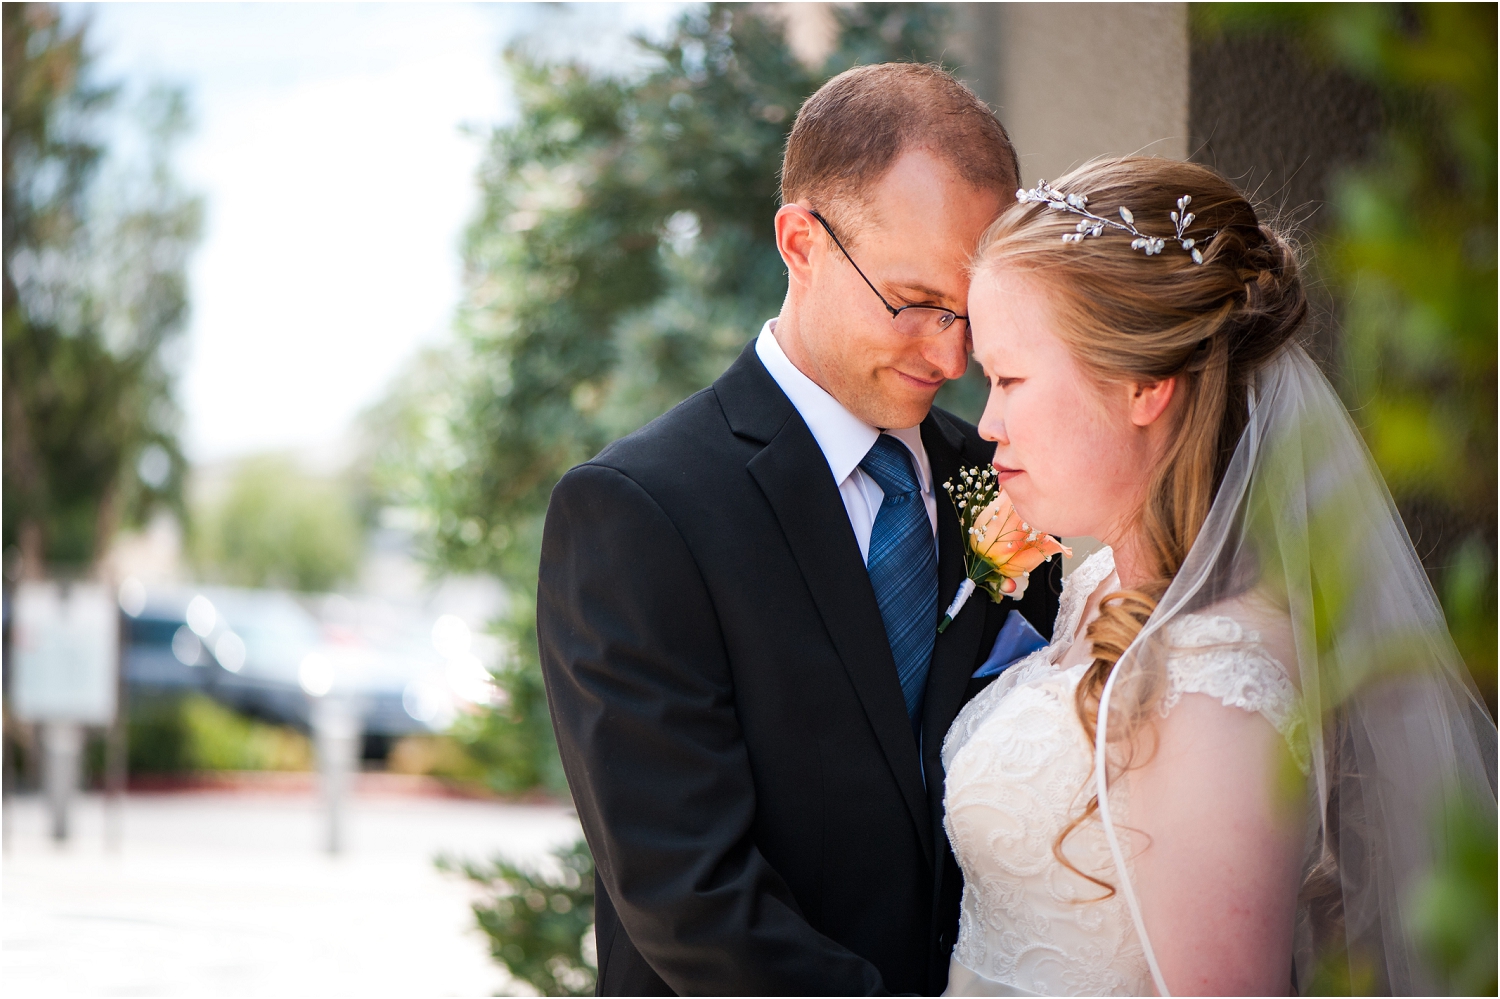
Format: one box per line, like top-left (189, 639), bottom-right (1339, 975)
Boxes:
top-left (2, 3), bottom-right (202, 575)
top-left (386, 2), bottom-right (961, 796)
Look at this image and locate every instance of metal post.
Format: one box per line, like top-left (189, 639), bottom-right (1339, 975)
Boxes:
top-left (312, 694), bottom-right (359, 855)
top-left (42, 721), bottom-right (82, 843)
top-left (104, 605), bottom-right (128, 851)
top-left (0, 722), bottom-right (18, 855)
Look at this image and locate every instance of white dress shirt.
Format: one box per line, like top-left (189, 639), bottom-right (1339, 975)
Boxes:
top-left (755, 320), bottom-right (938, 565)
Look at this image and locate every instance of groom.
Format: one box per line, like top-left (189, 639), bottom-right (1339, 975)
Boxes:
top-left (539, 63), bottom-right (1060, 996)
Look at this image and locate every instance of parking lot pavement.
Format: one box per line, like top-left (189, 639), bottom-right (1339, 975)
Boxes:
top-left (2, 789), bottom-right (583, 997)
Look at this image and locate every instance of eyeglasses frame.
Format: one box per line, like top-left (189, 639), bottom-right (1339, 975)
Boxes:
top-left (806, 208), bottom-right (970, 339)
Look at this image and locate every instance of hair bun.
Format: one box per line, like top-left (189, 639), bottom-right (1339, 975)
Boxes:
top-left (1222, 225), bottom-right (1307, 366)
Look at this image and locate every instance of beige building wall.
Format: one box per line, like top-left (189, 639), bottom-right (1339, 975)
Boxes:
top-left (994, 3), bottom-right (1190, 185)
top-left (773, 4), bottom-right (1190, 188)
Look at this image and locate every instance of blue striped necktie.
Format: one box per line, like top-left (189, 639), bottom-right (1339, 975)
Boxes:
top-left (860, 434), bottom-right (938, 728)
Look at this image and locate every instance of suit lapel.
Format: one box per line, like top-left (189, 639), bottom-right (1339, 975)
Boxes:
top-left (718, 344), bottom-right (934, 858)
top-left (919, 414), bottom-right (992, 795)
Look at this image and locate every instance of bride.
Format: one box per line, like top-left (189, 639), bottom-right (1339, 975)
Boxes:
top-left (941, 157), bottom-right (1496, 996)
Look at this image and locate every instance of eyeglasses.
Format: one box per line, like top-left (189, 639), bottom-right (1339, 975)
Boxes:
top-left (808, 209), bottom-right (970, 339)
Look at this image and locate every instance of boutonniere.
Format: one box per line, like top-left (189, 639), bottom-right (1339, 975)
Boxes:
top-left (937, 466), bottom-right (1071, 633)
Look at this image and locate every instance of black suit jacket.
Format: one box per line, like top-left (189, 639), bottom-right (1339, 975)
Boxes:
top-left (538, 341), bottom-right (1061, 996)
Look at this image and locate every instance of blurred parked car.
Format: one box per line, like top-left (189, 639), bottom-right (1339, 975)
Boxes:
top-left (118, 581), bottom-right (494, 755)
top-left (122, 584), bottom-right (317, 725)
top-left (119, 586), bottom-right (216, 693)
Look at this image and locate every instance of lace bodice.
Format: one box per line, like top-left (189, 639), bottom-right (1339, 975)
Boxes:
top-left (941, 548), bottom-right (1301, 996)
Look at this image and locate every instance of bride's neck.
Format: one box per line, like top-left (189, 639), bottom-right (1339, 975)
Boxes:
top-left (1105, 527), bottom-right (1156, 592)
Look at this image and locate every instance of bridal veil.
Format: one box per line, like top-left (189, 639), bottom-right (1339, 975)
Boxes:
top-left (1094, 344), bottom-right (1497, 995)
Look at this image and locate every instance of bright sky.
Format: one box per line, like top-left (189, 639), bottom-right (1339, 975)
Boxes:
top-left (73, 2), bottom-right (683, 468)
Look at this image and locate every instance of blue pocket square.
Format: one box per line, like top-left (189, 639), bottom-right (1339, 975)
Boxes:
top-left (973, 610), bottom-right (1048, 679)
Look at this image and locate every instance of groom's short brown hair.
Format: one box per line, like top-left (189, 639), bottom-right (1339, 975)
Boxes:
top-left (780, 63), bottom-right (1019, 241)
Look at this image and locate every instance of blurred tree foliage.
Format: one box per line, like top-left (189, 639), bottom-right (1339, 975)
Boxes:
top-left (190, 455), bottom-right (364, 593)
top-left (2, 4), bottom-right (201, 574)
top-left (382, 1), bottom-right (960, 798)
top-left (1201, 5), bottom-right (1497, 993)
top-left (1410, 793), bottom-right (1498, 996)
top-left (438, 840), bottom-right (597, 997)
top-left (1199, 1), bottom-right (1497, 702)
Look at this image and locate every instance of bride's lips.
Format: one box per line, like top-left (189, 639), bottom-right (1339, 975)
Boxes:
top-left (992, 464), bottom-right (1022, 483)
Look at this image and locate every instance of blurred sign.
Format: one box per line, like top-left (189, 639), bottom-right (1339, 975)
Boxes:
top-left (11, 581), bottom-right (118, 724)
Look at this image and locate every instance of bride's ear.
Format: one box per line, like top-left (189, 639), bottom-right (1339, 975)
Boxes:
top-left (775, 205), bottom-right (819, 287)
top-left (1128, 376), bottom-right (1177, 427)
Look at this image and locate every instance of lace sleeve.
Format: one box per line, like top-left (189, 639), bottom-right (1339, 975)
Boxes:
top-left (1160, 614), bottom-right (1308, 772)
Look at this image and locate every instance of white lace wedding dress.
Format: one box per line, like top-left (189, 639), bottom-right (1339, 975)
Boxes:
top-left (940, 547), bottom-right (1303, 997)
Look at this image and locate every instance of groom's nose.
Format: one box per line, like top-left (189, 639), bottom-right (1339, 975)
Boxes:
top-left (917, 324), bottom-right (971, 383)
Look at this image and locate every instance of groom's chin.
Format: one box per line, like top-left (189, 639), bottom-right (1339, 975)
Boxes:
top-left (840, 372), bottom-right (935, 427)
top-left (864, 395), bottom-right (936, 431)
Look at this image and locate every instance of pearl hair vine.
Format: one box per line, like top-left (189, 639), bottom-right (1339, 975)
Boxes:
top-left (1016, 180), bottom-right (1212, 264)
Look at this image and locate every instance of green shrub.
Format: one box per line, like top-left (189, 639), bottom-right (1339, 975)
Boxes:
top-left (387, 733), bottom-right (488, 783)
top-left (128, 693), bottom-right (312, 773)
top-left (439, 838), bottom-right (596, 997)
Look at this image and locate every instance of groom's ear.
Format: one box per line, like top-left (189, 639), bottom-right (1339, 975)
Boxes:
top-left (1128, 376), bottom-right (1177, 428)
top-left (775, 204), bottom-right (821, 287)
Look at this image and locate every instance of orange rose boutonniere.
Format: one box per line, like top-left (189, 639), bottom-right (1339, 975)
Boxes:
top-left (937, 466), bottom-right (1071, 632)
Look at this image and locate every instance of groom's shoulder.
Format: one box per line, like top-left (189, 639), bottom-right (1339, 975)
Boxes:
top-left (597, 386), bottom-right (733, 470)
top-left (566, 340), bottom-right (781, 493)
top-left (557, 383), bottom-right (749, 508)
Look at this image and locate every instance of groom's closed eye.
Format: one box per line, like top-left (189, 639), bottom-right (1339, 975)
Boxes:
top-left (888, 282), bottom-right (960, 311)
top-left (891, 295), bottom-right (949, 312)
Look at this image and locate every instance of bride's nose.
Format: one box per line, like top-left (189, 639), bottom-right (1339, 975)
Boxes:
top-left (978, 398), bottom-right (1007, 445)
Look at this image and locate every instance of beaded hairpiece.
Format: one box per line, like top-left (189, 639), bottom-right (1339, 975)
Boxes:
top-left (1016, 180), bottom-right (1210, 264)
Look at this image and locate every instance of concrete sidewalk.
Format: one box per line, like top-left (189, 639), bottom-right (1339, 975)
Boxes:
top-left (2, 789), bottom-right (582, 997)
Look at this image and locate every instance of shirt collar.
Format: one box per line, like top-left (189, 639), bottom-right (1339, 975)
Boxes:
top-left (755, 320), bottom-right (931, 494)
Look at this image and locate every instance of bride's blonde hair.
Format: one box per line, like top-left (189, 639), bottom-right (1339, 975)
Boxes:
top-left (971, 157), bottom-right (1307, 893)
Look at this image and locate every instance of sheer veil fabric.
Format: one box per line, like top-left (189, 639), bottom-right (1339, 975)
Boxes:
top-left (1094, 344), bottom-right (1497, 995)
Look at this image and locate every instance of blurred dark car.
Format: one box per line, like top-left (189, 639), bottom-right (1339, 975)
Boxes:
top-left (121, 603), bottom-right (214, 692)
top-left (120, 583), bottom-right (447, 743)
